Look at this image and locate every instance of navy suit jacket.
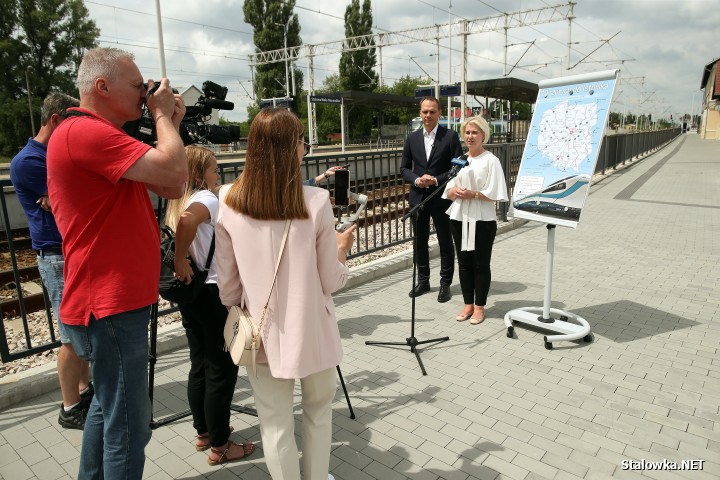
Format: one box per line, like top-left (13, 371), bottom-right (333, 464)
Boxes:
top-left (400, 125), bottom-right (464, 207)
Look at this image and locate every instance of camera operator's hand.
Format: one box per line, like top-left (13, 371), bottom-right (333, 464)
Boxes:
top-left (170, 92), bottom-right (186, 130)
top-left (146, 78), bottom-right (185, 127)
top-left (336, 223), bottom-right (356, 264)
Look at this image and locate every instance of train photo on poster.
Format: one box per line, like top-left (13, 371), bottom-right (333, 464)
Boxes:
top-left (513, 174), bottom-right (590, 221)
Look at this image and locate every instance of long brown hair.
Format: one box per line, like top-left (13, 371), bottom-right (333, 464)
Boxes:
top-left (224, 108), bottom-right (308, 220)
top-left (164, 145), bottom-right (216, 229)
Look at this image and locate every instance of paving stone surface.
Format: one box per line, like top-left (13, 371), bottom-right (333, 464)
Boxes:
top-left (1, 134), bottom-right (719, 479)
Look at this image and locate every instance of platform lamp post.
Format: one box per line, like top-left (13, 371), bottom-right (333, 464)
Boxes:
top-left (25, 66), bottom-right (36, 136)
top-left (274, 19), bottom-right (291, 99)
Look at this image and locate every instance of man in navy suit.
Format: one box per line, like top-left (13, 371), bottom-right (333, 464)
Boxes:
top-left (401, 97), bottom-right (463, 302)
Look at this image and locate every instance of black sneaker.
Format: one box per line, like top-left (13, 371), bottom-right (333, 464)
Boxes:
top-left (80, 382), bottom-right (94, 413)
top-left (58, 403), bottom-right (86, 430)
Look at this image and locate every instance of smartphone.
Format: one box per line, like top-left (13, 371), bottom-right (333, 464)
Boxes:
top-left (334, 169), bottom-right (349, 206)
top-left (340, 163), bottom-right (351, 169)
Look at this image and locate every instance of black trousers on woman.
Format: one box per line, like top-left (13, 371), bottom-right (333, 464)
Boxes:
top-left (179, 282), bottom-right (239, 448)
top-left (450, 219), bottom-right (497, 306)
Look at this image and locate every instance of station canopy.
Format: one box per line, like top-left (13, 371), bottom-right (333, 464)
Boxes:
top-left (315, 90), bottom-right (460, 108)
top-left (466, 77), bottom-right (539, 104)
top-left (337, 90), bottom-right (416, 107)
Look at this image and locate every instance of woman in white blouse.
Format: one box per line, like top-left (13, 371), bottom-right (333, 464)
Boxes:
top-left (443, 116), bottom-right (509, 324)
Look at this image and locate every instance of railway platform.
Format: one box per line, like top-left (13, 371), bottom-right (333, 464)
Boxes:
top-left (1, 132), bottom-right (719, 479)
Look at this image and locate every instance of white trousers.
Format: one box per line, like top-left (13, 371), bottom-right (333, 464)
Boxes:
top-left (248, 364), bottom-right (336, 480)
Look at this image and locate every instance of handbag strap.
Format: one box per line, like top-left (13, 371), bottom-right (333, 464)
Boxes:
top-left (255, 219), bottom-right (291, 334)
top-left (204, 233), bottom-right (216, 270)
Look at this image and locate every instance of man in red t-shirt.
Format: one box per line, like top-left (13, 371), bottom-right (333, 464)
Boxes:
top-left (47, 47), bottom-right (188, 480)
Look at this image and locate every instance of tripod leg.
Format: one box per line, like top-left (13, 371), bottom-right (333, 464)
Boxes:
top-left (336, 365), bottom-right (355, 419)
top-left (148, 302), bottom-right (158, 404)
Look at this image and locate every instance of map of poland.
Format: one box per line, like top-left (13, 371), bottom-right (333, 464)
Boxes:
top-left (537, 100), bottom-right (598, 171)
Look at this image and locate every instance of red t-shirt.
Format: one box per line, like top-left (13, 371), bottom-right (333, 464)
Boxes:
top-left (47, 108), bottom-right (158, 325)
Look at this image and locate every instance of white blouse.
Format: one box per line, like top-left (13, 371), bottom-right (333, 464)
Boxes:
top-left (185, 189), bottom-right (218, 283)
top-left (442, 150), bottom-right (509, 251)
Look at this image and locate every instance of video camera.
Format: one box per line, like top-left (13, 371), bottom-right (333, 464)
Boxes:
top-left (123, 80), bottom-right (241, 146)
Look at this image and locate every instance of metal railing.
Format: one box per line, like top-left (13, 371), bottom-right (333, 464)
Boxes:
top-left (0, 128), bottom-right (680, 363)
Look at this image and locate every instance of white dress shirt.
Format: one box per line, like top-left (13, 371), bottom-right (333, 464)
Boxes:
top-left (423, 124), bottom-right (438, 161)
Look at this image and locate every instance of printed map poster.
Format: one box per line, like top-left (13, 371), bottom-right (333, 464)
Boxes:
top-left (512, 70), bottom-right (619, 228)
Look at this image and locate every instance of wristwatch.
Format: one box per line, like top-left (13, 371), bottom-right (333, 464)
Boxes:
top-left (323, 172), bottom-right (329, 179)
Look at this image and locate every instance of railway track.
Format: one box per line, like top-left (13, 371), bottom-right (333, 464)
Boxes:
top-left (0, 265), bottom-right (45, 319)
top-left (0, 178), bottom-right (410, 319)
top-left (0, 227), bottom-right (32, 252)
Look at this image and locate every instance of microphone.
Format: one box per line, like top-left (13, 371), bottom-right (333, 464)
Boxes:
top-left (450, 154), bottom-right (469, 176)
top-left (198, 98), bottom-right (235, 110)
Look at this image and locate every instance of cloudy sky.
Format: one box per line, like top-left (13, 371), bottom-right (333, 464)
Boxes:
top-left (84, 0), bottom-right (719, 123)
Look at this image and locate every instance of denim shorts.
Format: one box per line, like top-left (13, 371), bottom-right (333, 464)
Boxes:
top-left (36, 253), bottom-right (68, 343)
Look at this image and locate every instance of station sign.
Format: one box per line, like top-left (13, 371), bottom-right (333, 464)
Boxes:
top-left (260, 97), bottom-right (293, 109)
top-left (414, 87), bottom-right (434, 99)
top-left (440, 83), bottom-right (461, 97)
top-left (310, 94), bottom-right (342, 104)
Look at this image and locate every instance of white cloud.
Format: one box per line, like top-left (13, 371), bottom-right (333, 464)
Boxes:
top-left (85, 0), bottom-right (720, 122)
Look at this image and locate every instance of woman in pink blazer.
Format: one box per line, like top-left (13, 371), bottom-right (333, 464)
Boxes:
top-left (215, 107), bottom-right (356, 479)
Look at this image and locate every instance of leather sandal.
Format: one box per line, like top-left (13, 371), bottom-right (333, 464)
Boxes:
top-left (207, 441), bottom-right (255, 466)
top-left (195, 426), bottom-right (234, 451)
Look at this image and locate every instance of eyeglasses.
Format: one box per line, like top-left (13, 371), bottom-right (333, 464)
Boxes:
top-left (302, 140), bottom-right (311, 157)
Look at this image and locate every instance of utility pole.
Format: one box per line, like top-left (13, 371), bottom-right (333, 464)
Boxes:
top-left (154, 0), bottom-right (167, 76)
top-left (448, 0), bottom-right (452, 85)
top-left (567, 1), bottom-right (575, 70)
top-left (274, 19), bottom-right (291, 99)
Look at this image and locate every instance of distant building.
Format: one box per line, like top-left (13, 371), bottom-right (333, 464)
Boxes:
top-left (177, 85), bottom-right (221, 125)
top-left (699, 57), bottom-right (720, 140)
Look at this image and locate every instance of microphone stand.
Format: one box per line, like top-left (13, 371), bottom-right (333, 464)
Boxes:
top-left (365, 167), bottom-right (461, 375)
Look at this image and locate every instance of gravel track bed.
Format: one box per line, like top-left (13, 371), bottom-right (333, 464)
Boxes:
top-left (1, 229), bottom-right (416, 378)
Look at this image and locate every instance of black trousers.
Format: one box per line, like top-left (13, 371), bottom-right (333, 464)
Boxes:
top-left (179, 282), bottom-right (239, 448)
top-left (413, 197), bottom-right (455, 286)
top-left (450, 219), bottom-right (497, 306)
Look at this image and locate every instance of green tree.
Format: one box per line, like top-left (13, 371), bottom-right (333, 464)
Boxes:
top-left (339, 0), bottom-right (377, 91)
top-left (243, 0), bottom-right (304, 108)
top-left (376, 74), bottom-right (429, 126)
top-left (314, 74), bottom-right (342, 144)
top-left (0, 0), bottom-right (98, 156)
top-left (513, 102), bottom-right (531, 121)
top-left (338, 0), bottom-right (377, 139)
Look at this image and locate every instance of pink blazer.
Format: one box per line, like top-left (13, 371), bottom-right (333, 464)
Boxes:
top-left (215, 185), bottom-right (348, 379)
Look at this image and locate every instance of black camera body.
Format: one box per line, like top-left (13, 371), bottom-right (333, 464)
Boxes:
top-left (124, 80), bottom-right (240, 146)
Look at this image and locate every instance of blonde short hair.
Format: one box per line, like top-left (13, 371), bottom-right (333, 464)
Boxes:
top-left (461, 116), bottom-right (491, 144)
